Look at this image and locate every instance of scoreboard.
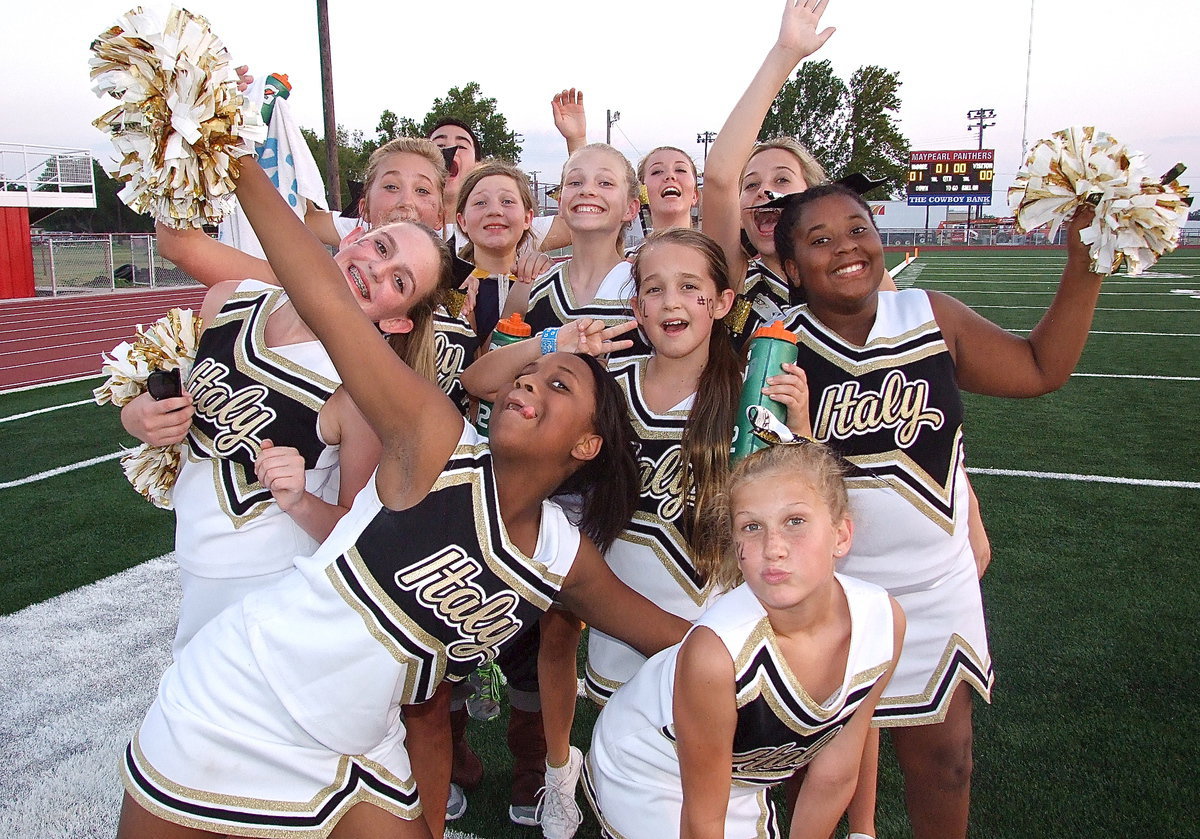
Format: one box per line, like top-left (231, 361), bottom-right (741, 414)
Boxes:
top-left (906, 150), bottom-right (994, 205)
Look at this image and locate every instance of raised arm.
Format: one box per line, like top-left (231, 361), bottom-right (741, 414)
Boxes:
top-left (701, 0), bottom-right (835, 284)
top-left (673, 628), bottom-right (737, 839)
top-left (233, 159), bottom-right (462, 507)
top-left (461, 319), bottom-right (638, 401)
top-left (155, 222), bottom-right (277, 288)
top-left (931, 208), bottom-right (1104, 397)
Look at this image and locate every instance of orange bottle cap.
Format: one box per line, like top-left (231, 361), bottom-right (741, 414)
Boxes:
top-left (496, 312), bottom-right (532, 337)
top-left (752, 321), bottom-right (798, 344)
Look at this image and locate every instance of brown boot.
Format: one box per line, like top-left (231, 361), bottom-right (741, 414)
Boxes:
top-left (450, 707), bottom-right (484, 790)
top-left (507, 706), bottom-right (547, 825)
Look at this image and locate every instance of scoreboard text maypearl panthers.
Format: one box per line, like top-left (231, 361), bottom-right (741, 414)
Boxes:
top-left (906, 150), bottom-right (995, 205)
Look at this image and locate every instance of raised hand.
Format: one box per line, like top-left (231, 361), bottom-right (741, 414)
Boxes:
top-left (555, 318), bottom-right (639, 357)
top-left (776, 0), bottom-right (836, 59)
top-left (551, 88), bottom-right (587, 146)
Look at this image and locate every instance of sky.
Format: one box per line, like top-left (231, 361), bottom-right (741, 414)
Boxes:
top-left (4, 0), bottom-right (1198, 220)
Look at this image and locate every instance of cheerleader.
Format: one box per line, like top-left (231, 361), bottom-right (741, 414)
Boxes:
top-left (115, 158), bottom-right (690, 839)
top-left (584, 440), bottom-right (905, 839)
top-left (770, 182), bottom-right (1102, 838)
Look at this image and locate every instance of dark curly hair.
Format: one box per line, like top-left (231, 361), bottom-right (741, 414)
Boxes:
top-left (773, 182), bottom-right (877, 272)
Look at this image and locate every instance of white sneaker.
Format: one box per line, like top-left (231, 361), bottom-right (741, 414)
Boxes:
top-left (446, 782), bottom-right (467, 821)
top-left (535, 746), bottom-right (583, 839)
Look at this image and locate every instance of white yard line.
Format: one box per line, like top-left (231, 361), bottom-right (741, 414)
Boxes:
top-left (0, 373), bottom-right (102, 394)
top-left (0, 399), bottom-right (94, 424)
top-left (1072, 373), bottom-right (1200, 382)
top-left (0, 451), bottom-right (123, 490)
top-left (967, 467), bottom-right (1200, 490)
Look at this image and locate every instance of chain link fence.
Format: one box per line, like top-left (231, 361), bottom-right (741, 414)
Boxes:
top-left (30, 232), bottom-right (201, 296)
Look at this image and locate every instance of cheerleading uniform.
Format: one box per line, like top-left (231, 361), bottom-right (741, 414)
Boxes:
top-left (725, 260), bottom-right (796, 351)
top-left (171, 280), bottom-right (341, 653)
top-left (123, 422), bottom-right (581, 836)
top-left (524, 260), bottom-right (646, 356)
top-left (584, 575), bottom-right (894, 839)
top-left (781, 289), bottom-right (993, 725)
top-left (433, 307), bottom-right (480, 418)
top-left (585, 355), bottom-right (715, 705)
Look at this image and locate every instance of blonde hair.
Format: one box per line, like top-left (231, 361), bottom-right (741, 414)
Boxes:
top-left (453, 160), bottom-right (536, 263)
top-left (360, 137), bottom-right (448, 223)
top-left (379, 220), bottom-right (454, 386)
top-left (636, 146), bottom-right (698, 184)
top-left (708, 443), bottom-right (849, 593)
top-left (743, 137), bottom-right (828, 191)
top-left (562, 143), bottom-right (638, 247)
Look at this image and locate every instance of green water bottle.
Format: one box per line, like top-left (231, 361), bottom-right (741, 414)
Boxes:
top-left (475, 312), bottom-right (533, 437)
top-left (731, 321), bottom-right (799, 461)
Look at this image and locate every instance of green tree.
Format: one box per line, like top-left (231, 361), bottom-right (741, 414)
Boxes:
top-left (845, 66), bottom-right (909, 200)
top-left (408, 82), bottom-right (522, 162)
top-left (760, 59), bottom-right (850, 175)
top-left (301, 125), bottom-right (374, 210)
top-left (760, 61), bottom-right (910, 199)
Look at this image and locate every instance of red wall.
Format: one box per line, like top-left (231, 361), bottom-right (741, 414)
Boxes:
top-left (0, 208), bottom-right (35, 299)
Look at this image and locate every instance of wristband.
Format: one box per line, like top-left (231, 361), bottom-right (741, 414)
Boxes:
top-left (540, 328), bottom-right (560, 355)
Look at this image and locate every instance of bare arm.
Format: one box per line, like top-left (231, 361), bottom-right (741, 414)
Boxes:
top-left (551, 88), bottom-right (588, 156)
top-left (701, 0), bottom-right (835, 286)
top-left (302, 202), bottom-right (345, 249)
top-left (155, 222), bottom-right (277, 288)
top-left (461, 319), bottom-right (638, 401)
top-left (965, 477), bottom-right (991, 578)
top-left (931, 208), bottom-right (1103, 397)
top-left (674, 628), bottom-right (737, 839)
top-left (233, 159), bottom-right (462, 508)
top-left (789, 599), bottom-right (904, 839)
top-left (254, 389), bottom-right (383, 543)
top-left (558, 537), bottom-right (690, 659)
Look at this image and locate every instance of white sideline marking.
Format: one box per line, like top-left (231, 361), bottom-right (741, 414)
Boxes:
top-left (1007, 329), bottom-right (1200, 337)
top-left (1072, 373), bottom-right (1200, 382)
top-left (967, 467), bottom-right (1200, 490)
top-left (0, 451), bottom-right (123, 489)
top-left (0, 398), bottom-right (93, 424)
top-left (0, 373), bottom-right (102, 394)
top-left (970, 305), bottom-right (1198, 313)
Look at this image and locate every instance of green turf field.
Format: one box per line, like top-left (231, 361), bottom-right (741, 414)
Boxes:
top-left (1, 247), bottom-right (1196, 836)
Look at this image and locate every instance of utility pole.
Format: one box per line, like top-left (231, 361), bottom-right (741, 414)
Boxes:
top-left (696, 131), bottom-right (716, 163)
top-left (966, 107), bottom-right (995, 236)
top-left (316, 0), bottom-right (340, 210)
top-left (529, 171), bottom-right (541, 214)
top-left (606, 109), bottom-right (621, 145)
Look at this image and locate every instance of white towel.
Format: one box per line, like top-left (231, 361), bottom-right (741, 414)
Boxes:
top-left (218, 96), bottom-right (328, 259)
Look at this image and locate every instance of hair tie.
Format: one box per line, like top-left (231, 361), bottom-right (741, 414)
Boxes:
top-left (540, 328), bottom-right (560, 355)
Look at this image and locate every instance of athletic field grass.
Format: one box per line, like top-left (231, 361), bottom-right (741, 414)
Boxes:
top-left (2, 246), bottom-right (1196, 837)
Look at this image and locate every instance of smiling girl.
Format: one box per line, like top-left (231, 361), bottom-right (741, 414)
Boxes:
top-left (637, 146), bottom-right (700, 235)
top-left (120, 144), bottom-right (449, 655)
top-left (115, 157), bottom-right (690, 839)
top-left (771, 183), bottom-right (1103, 838)
top-left (462, 228), bottom-right (810, 839)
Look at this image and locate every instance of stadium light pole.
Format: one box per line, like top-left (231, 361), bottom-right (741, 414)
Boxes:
top-left (529, 170), bottom-right (541, 214)
top-left (1021, 0), bottom-right (1035, 163)
top-left (966, 108), bottom-right (996, 236)
top-left (607, 110), bottom-right (621, 145)
top-left (697, 131), bottom-right (716, 163)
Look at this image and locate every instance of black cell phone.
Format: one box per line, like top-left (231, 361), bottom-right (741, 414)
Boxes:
top-left (146, 368), bottom-right (182, 401)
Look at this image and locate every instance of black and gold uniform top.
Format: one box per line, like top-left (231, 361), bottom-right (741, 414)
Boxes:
top-left (524, 260), bottom-right (647, 357)
top-left (247, 422), bottom-right (581, 756)
top-left (173, 280), bottom-right (341, 578)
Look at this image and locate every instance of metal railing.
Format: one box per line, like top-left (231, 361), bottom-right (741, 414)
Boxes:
top-left (0, 143), bottom-right (96, 209)
top-left (30, 232), bottom-right (201, 296)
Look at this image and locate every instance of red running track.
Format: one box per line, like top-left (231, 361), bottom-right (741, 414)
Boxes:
top-left (0, 287), bottom-right (208, 390)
